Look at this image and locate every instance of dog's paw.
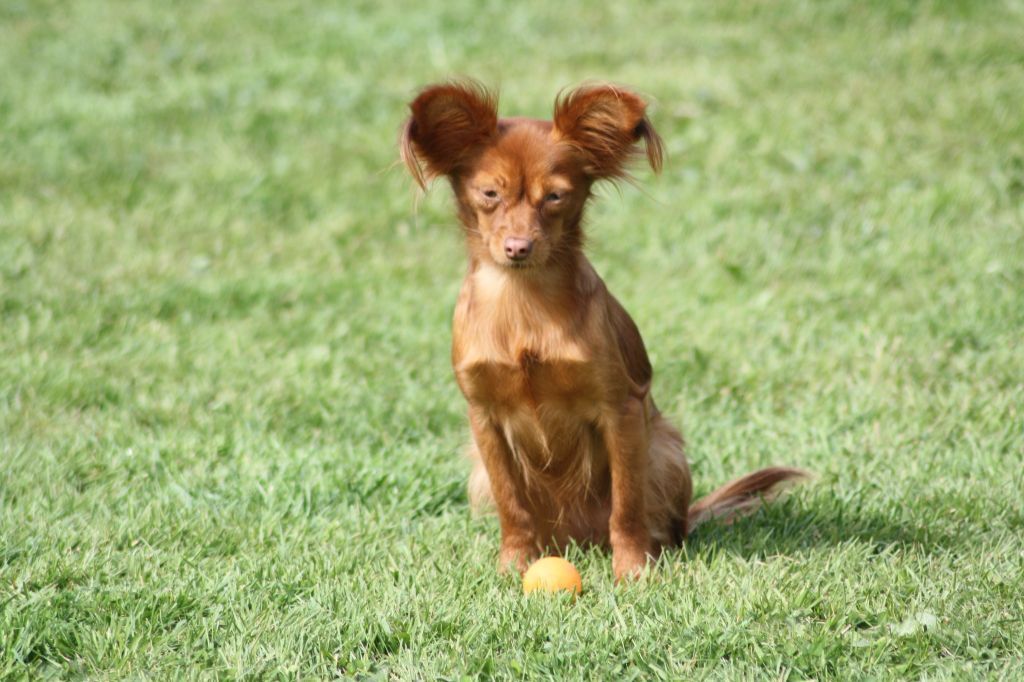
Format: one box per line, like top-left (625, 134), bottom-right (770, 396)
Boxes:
top-left (612, 545), bottom-right (655, 583)
top-left (497, 543), bottom-right (537, 575)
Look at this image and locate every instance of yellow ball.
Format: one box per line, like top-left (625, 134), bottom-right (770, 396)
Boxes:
top-left (523, 557), bottom-right (583, 596)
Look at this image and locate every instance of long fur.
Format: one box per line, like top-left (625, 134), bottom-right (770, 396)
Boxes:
top-left (400, 80), bottom-right (498, 189)
top-left (552, 84), bottom-right (664, 180)
top-left (687, 467), bottom-right (809, 533)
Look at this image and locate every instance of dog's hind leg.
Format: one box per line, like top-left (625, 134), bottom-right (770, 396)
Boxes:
top-left (466, 442), bottom-right (494, 514)
top-left (645, 415), bottom-right (692, 547)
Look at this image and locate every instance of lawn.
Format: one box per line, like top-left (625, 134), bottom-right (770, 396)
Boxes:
top-left (2, 0), bottom-right (1023, 678)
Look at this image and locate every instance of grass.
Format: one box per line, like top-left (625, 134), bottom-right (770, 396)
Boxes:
top-left (2, 0), bottom-right (1023, 677)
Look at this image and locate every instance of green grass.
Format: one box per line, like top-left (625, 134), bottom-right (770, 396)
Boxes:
top-left (2, 0), bottom-right (1023, 677)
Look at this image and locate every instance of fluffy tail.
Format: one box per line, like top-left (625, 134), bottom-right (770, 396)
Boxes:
top-left (687, 467), bottom-right (809, 534)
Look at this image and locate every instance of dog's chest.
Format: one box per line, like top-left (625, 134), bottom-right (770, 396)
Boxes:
top-left (451, 269), bottom-right (612, 495)
top-left (451, 267), bottom-right (611, 462)
top-left (456, 341), bottom-right (607, 493)
top-left (455, 344), bottom-right (600, 417)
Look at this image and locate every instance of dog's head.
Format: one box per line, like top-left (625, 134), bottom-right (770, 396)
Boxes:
top-left (401, 81), bottom-right (662, 270)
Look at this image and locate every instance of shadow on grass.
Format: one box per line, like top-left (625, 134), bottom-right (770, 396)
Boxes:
top-left (675, 493), bottom-right (973, 562)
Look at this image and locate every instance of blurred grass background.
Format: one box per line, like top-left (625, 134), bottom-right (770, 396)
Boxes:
top-left (1, 0), bottom-right (1023, 677)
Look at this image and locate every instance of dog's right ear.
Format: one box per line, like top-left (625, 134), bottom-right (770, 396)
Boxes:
top-left (400, 82), bottom-right (499, 189)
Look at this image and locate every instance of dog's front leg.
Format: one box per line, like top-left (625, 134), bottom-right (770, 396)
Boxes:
top-left (601, 397), bottom-right (655, 581)
top-left (468, 406), bottom-right (540, 574)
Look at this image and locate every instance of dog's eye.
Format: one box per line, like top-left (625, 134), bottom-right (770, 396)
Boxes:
top-left (545, 191), bottom-right (563, 203)
top-left (481, 189), bottom-right (499, 200)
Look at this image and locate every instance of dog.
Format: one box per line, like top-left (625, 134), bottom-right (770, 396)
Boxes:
top-left (400, 81), bottom-right (806, 581)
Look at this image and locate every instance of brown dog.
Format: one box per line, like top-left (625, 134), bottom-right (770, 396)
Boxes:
top-left (401, 81), bottom-right (805, 581)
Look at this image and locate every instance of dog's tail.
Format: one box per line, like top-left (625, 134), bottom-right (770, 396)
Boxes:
top-left (687, 467), bottom-right (809, 534)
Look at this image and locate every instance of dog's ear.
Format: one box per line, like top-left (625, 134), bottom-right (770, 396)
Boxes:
top-left (400, 82), bottom-right (499, 189)
top-left (552, 84), bottom-right (663, 180)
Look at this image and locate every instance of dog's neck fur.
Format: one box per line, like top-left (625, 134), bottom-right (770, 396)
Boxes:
top-left (459, 248), bottom-right (601, 367)
top-left (466, 243), bottom-right (598, 319)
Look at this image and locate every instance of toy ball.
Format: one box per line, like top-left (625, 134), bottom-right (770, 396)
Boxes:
top-left (523, 557), bottom-right (582, 596)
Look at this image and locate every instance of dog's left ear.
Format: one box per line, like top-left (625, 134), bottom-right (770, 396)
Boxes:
top-left (552, 85), bottom-right (663, 180)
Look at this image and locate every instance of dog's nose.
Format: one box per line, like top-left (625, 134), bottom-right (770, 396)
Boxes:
top-left (504, 237), bottom-right (534, 261)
